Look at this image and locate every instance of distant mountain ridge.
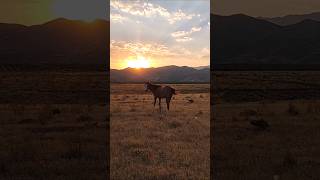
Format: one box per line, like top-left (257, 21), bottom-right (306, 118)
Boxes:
top-left (212, 13), bottom-right (320, 67)
top-left (110, 65), bottom-right (209, 83)
top-left (194, 65), bottom-right (210, 70)
top-left (259, 12), bottom-right (320, 26)
top-left (0, 18), bottom-right (109, 68)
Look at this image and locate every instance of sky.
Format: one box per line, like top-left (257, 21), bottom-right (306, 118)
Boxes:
top-left (212, 0), bottom-right (320, 17)
top-left (0, 0), bottom-right (108, 25)
top-left (110, 0), bottom-right (210, 69)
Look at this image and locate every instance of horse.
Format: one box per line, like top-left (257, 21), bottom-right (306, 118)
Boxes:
top-left (144, 82), bottom-right (176, 111)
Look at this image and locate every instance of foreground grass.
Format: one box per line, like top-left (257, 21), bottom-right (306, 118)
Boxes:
top-left (0, 104), bottom-right (108, 180)
top-left (0, 72), bottom-right (108, 179)
top-left (213, 100), bottom-right (320, 179)
top-left (213, 71), bottom-right (320, 180)
top-left (111, 84), bottom-right (210, 180)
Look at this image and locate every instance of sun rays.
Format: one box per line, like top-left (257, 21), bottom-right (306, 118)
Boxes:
top-left (126, 56), bottom-right (151, 69)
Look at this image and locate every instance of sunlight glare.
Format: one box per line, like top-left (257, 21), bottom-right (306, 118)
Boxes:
top-left (127, 56), bottom-right (151, 68)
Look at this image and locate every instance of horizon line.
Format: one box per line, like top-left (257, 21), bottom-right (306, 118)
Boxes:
top-left (111, 64), bottom-right (210, 71)
top-left (212, 10), bottom-right (320, 19)
top-left (0, 17), bottom-right (109, 27)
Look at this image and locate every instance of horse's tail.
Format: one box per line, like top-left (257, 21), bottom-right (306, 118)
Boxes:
top-left (171, 87), bottom-right (177, 95)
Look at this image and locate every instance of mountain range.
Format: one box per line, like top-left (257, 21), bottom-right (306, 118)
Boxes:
top-left (212, 13), bottom-right (320, 67)
top-left (194, 65), bottom-right (210, 70)
top-left (259, 12), bottom-right (320, 26)
top-left (110, 66), bottom-right (210, 83)
top-left (0, 18), bottom-right (109, 70)
top-left (2, 12), bottom-right (320, 71)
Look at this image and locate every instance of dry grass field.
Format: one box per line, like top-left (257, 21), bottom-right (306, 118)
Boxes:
top-left (0, 72), bottom-right (108, 180)
top-left (212, 71), bottom-right (320, 180)
top-left (110, 83), bottom-right (210, 180)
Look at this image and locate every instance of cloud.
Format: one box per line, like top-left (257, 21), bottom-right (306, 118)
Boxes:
top-left (201, 48), bottom-right (210, 54)
top-left (175, 37), bottom-right (193, 42)
top-left (111, 40), bottom-right (192, 57)
top-left (110, 39), bottom-right (210, 69)
top-left (191, 27), bottom-right (202, 32)
top-left (198, 47), bottom-right (210, 59)
top-left (111, 40), bottom-right (171, 56)
top-left (110, 13), bottom-right (127, 23)
top-left (111, 1), bottom-right (169, 17)
top-left (168, 9), bottom-right (196, 24)
top-left (171, 26), bottom-right (202, 42)
top-left (171, 31), bottom-right (189, 38)
top-left (111, 1), bottom-right (195, 24)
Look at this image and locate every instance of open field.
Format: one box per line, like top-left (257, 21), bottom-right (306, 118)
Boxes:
top-left (212, 71), bottom-right (320, 180)
top-left (110, 83), bottom-right (210, 180)
top-left (0, 72), bottom-right (108, 104)
top-left (0, 72), bottom-right (108, 180)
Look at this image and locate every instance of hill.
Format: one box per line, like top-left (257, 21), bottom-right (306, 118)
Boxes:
top-left (110, 65), bottom-right (210, 83)
top-left (0, 18), bottom-right (109, 70)
top-left (212, 14), bottom-right (320, 68)
top-left (259, 12), bottom-right (320, 26)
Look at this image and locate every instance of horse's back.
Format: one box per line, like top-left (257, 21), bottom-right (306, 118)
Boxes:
top-left (156, 86), bottom-right (174, 98)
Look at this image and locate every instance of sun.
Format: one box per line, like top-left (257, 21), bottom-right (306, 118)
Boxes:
top-left (126, 56), bottom-right (151, 69)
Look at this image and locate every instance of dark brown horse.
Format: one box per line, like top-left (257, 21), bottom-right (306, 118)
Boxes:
top-left (144, 82), bottom-right (176, 111)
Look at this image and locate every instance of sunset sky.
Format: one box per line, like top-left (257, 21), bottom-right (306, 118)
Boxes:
top-left (0, 0), bottom-right (107, 25)
top-left (110, 0), bottom-right (210, 69)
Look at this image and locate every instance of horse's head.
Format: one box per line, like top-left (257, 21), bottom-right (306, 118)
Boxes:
top-left (144, 82), bottom-right (150, 91)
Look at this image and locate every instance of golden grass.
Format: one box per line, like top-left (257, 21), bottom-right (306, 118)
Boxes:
top-left (0, 104), bottom-right (108, 179)
top-left (110, 84), bottom-right (210, 180)
top-left (213, 71), bottom-right (320, 179)
top-left (0, 72), bottom-right (108, 179)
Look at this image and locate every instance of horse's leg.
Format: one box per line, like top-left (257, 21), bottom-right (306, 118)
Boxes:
top-left (166, 98), bottom-right (170, 110)
top-left (158, 98), bottom-right (161, 112)
top-left (153, 97), bottom-right (157, 107)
